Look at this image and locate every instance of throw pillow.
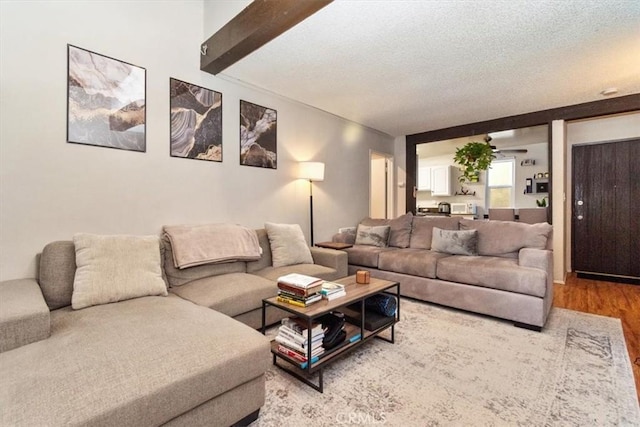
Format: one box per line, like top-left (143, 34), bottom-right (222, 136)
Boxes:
top-left (431, 227), bottom-right (478, 256)
top-left (355, 224), bottom-right (391, 247)
top-left (72, 234), bottom-right (168, 310)
top-left (264, 223), bottom-right (314, 268)
top-left (360, 212), bottom-right (413, 248)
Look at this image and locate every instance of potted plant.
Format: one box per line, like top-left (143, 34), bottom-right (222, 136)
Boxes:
top-left (453, 141), bottom-right (495, 183)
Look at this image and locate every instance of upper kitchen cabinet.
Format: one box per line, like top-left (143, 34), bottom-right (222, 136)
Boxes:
top-left (417, 159), bottom-right (431, 191)
top-left (431, 165), bottom-right (454, 196)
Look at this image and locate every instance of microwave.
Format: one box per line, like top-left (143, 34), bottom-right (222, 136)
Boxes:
top-left (450, 203), bottom-right (469, 214)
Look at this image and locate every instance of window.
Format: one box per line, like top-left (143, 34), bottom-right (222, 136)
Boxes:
top-left (486, 159), bottom-right (515, 208)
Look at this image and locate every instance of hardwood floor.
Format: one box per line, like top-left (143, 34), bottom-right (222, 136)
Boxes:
top-left (553, 273), bottom-right (640, 403)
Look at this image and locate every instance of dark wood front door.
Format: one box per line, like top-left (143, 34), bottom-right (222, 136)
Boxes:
top-left (572, 139), bottom-right (640, 282)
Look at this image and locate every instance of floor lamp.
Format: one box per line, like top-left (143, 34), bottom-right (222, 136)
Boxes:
top-left (298, 162), bottom-right (325, 246)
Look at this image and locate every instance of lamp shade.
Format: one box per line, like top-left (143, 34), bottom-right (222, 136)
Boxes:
top-left (298, 162), bottom-right (325, 181)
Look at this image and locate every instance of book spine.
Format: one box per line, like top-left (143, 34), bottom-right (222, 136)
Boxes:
top-left (277, 296), bottom-right (306, 307)
top-left (278, 327), bottom-right (305, 344)
top-left (277, 344), bottom-right (307, 362)
top-left (277, 283), bottom-right (308, 296)
top-left (275, 336), bottom-right (306, 353)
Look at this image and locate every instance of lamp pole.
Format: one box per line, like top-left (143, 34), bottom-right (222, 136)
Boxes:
top-left (298, 161), bottom-right (324, 247)
top-left (309, 179), bottom-right (315, 246)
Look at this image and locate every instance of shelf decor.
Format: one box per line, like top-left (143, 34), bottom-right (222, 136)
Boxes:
top-left (67, 45), bottom-right (146, 152)
top-left (453, 141), bottom-right (495, 183)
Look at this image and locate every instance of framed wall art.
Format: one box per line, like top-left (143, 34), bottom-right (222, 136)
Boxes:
top-left (239, 100), bottom-right (277, 169)
top-left (169, 78), bottom-right (222, 162)
top-left (67, 45), bottom-right (146, 152)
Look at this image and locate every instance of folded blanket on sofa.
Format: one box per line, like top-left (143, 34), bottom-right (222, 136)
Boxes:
top-left (163, 223), bottom-right (261, 269)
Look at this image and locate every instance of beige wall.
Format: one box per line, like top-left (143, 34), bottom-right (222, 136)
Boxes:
top-left (0, 1), bottom-right (393, 280)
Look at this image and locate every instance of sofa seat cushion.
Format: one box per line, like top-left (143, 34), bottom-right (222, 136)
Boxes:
top-left (0, 295), bottom-right (270, 427)
top-left (344, 245), bottom-right (397, 268)
top-left (252, 263), bottom-right (339, 282)
top-left (170, 272), bottom-right (276, 317)
top-left (378, 249), bottom-right (452, 279)
top-left (436, 255), bottom-right (547, 297)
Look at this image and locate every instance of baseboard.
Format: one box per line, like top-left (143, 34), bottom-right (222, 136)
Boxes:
top-left (514, 322), bottom-right (542, 332)
top-left (230, 409), bottom-right (260, 427)
top-left (576, 272), bottom-right (639, 286)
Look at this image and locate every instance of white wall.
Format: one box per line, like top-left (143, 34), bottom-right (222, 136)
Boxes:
top-left (0, 1), bottom-right (393, 280)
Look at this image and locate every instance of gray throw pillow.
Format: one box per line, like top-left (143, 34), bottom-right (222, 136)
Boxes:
top-left (431, 227), bottom-right (478, 256)
top-left (355, 224), bottom-right (391, 247)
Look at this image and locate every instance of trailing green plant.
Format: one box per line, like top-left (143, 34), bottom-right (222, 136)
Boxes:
top-left (536, 197), bottom-right (547, 207)
top-left (453, 141), bottom-right (495, 183)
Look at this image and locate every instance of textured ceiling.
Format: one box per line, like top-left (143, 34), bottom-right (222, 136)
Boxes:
top-left (218, 0), bottom-right (640, 137)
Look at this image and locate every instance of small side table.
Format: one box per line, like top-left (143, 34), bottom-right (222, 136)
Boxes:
top-left (315, 242), bottom-right (353, 250)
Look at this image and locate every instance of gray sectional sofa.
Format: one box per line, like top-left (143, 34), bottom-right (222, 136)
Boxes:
top-left (0, 228), bottom-right (347, 426)
top-left (334, 214), bottom-right (553, 330)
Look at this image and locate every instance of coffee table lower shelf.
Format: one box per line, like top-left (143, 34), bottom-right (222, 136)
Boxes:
top-left (271, 319), bottom-right (396, 392)
top-left (262, 277), bottom-right (399, 393)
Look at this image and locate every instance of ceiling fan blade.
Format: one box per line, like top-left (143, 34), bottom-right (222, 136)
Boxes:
top-left (499, 149), bottom-right (528, 153)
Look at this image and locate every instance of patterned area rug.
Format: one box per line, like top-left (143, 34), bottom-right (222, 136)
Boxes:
top-left (253, 299), bottom-right (639, 426)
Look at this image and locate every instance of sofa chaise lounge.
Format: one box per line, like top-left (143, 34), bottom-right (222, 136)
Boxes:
top-left (0, 225), bottom-right (347, 426)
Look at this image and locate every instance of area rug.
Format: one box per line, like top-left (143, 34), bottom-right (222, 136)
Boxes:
top-left (253, 299), bottom-right (639, 426)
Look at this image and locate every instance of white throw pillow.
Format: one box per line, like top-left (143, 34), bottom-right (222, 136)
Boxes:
top-left (72, 233), bottom-right (168, 310)
top-left (264, 223), bottom-right (313, 268)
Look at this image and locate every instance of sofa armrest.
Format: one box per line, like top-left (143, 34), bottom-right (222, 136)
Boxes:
top-left (310, 247), bottom-right (348, 278)
top-left (0, 279), bottom-right (51, 353)
top-left (519, 248), bottom-right (552, 272)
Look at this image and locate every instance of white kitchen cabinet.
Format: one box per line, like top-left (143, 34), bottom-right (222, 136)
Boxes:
top-left (417, 161), bottom-right (431, 191)
top-left (431, 165), bottom-right (454, 196)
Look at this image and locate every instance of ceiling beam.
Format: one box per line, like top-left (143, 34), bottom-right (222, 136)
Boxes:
top-left (200, 0), bottom-right (333, 75)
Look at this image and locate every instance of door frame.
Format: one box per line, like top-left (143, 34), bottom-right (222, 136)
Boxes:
top-left (369, 150), bottom-right (394, 219)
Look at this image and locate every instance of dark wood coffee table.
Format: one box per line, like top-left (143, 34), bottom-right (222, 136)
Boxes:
top-left (261, 275), bottom-right (399, 392)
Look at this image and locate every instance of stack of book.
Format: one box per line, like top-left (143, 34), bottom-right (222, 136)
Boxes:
top-left (275, 317), bottom-right (325, 366)
top-left (319, 281), bottom-right (346, 300)
top-left (276, 273), bottom-right (323, 307)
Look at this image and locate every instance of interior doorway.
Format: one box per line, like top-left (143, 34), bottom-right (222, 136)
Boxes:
top-left (370, 151), bottom-right (394, 219)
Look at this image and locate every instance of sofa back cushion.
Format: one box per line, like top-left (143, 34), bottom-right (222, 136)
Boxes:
top-left (246, 229), bottom-right (273, 273)
top-left (459, 219), bottom-right (553, 258)
top-left (39, 241), bottom-right (76, 310)
top-left (409, 217), bottom-right (460, 249)
top-left (360, 212), bottom-right (413, 248)
top-left (161, 237), bottom-right (246, 287)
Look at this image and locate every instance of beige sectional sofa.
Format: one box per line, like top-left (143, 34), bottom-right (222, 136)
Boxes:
top-left (334, 214), bottom-right (553, 330)
top-left (0, 228), bottom-right (347, 426)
